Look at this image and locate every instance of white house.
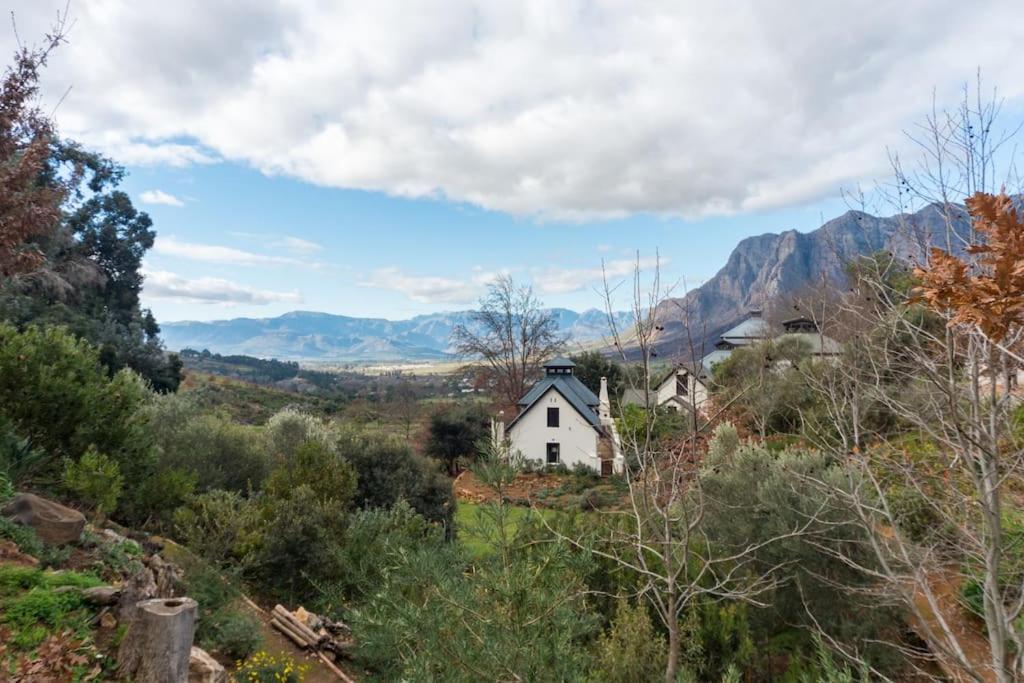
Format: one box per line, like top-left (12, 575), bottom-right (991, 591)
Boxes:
top-left (505, 357), bottom-right (623, 475)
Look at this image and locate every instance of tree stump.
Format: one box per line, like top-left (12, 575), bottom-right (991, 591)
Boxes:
top-left (118, 597), bottom-right (198, 683)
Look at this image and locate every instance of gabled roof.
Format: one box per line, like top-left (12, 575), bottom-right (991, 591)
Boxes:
top-left (776, 332), bottom-right (841, 355)
top-left (700, 349), bottom-right (733, 377)
top-left (719, 315), bottom-right (771, 344)
top-left (507, 378), bottom-right (602, 431)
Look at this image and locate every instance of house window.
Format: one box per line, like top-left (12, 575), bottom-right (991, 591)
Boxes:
top-left (546, 443), bottom-right (560, 465)
top-left (676, 375), bottom-right (688, 396)
top-left (547, 407), bottom-right (559, 427)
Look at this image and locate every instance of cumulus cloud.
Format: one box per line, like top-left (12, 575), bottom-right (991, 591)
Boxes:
top-left (139, 189), bottom-right (185, 207)
top-left (358, 267), bottom-right (499, 304)
top-left (532, 257), bottom-right (662, 294)
top-left (8, 1), bottom-right (1024, 218)
top-left (142, 269), bottom-right (302, 305)
top-left (153, 236), bottom-right (322, 268)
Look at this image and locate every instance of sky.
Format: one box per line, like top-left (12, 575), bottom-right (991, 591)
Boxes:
top-left (4, 1), bottom-right (1024, 323)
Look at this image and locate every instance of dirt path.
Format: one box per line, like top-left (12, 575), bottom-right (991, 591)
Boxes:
top-left (911, 570), bottom-right (997, 682)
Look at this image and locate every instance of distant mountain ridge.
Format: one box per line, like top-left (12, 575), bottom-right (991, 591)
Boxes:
top-left (160, 308), bottom-right (633, 362)
top-left (649, 202), bottom-right (971, 357)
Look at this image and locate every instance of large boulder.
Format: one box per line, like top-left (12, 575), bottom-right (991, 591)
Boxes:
top-left (2, 492), bottom-right (85, 545)
top-left (188, 647), bottom-right (226, 683)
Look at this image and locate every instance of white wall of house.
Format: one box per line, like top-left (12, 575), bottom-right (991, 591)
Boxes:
top-left (655, 370), bottom-right (708, 411)
top-left (507, 387), bottom-right (601, 471)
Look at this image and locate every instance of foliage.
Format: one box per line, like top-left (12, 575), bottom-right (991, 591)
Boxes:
top-left (616, 403), bottom-right (688, 448)
top-left (590, 597), bottom-right (667, 683)
top-left (699, 443), bottom-right (902, 672)
top-left (338, 428), bottom-right (454, 528)
top-left (425, 402), bottom-right (490, 474)
top-left (174, 489), bottom-right (260, 568)
top-left (569, 350), bottom-right (624, 398)
top-left (182, 562), bottom-right (262, 660)
top-left (317, 501), bottom-right (442, 615)
top-left (265, 408), bottom-right (333, 458)
top-left (265, 440), bottom-right (357, 508)
top-left (249, 485), bottom-right (348, 604)
top-left (0, 324), bottom-right (151, 468)
top-left (143, 393), bottom-right (270, 494)
top-left (0, 566), bottom-right (102, 651)
top-left (352, 458), bottom-right (597, 681)
top-left (914, 191), bottom-right (1024, 342)
top-left (62, 447), bottom-right (123, 516)
top-left (233, 651), bottom-right (307, 683)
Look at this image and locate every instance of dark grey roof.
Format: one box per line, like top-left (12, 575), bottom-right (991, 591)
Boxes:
top-left (508, 374), bottom-right (601, 431)
top-left (719, 315), bottom-right (771, 343)
top-left (545, 356), bottom-right (576, 368)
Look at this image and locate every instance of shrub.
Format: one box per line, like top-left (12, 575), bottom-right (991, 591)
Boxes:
top-left (0, 567), bottom-right (102, 650)
top-left (338, 429), bottom-right (454, 528)
top-left (143, 395), bottom-right (271, 495)
top-left (182, 562), bottom-right (262, 660)
top-left (0, 324), bottom-right (151, 466)
top-left (265, 408), bottom-right (333, 458)
top-left (62, 447), bottom-right (123, 516)
top-left (265, 440), bottom-right (356, 508)
top-left (590, 597), bottom-right (667, 683)
top-left (425, 402), bottom-right (490, 475)
top-left (174, 490), bottom-right (260, 568)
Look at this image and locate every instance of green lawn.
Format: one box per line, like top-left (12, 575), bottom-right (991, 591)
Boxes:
top-left (455, 501), bottom-right (557, 560)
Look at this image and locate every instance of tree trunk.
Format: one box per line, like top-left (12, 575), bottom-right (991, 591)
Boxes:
top-left (665, 589), bottom-right (680, 683)
top-left (118, 597), bottom-right (197, 683)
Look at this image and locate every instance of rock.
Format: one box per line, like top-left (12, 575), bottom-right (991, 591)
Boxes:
top-left (146, 552), bottom-right (182, 598)
top-left (100, 611), bottom-right (118, 629)
top-left (1, 492), bottom-right (86, 545)
top-left (118, 597), bottom-right (198, 683)
top-left (83, 585), bottom-right (122, 606)
top-left (188, 647), bottom-right (226, 683)
top-left (100, 528), bottom-right (129, 545)
top-left (0, 539), bottom-right (39, 567)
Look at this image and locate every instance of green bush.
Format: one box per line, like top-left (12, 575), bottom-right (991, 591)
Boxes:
top-left (62, 447), bottom-right (123, 516)
top-left (425, 402), bottom-right (490, 475)
top-left (590, 597), bottom-right (667, 682)
top-left (0, 566), bottom-right (102, 650)
top-left (174, 490), bottom-right (260, 567)
top-left (182, 562), bottom-right (262, 660)
top-left (266, 440), bottom-right (356, 508)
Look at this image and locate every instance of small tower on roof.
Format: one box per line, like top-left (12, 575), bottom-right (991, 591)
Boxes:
top-left (544, 357), bottom-right (576, 376)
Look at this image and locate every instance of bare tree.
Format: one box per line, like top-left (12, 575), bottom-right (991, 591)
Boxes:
top-left (797, 81), bottom-right (1024, 682)
top-left (543, 255), bottom-right (817, 681)
top-left (451, 275), bottom-right (566, 407)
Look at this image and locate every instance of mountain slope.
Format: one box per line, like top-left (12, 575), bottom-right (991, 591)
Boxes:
top-left (160, 308), bottom-right (633, 362)
top-left (649, 202), bottom-right (970, 357)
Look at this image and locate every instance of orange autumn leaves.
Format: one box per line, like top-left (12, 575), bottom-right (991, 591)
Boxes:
top-left (914, 192), bottom-right (1024, 342)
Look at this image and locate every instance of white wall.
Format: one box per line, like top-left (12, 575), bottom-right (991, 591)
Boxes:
top-left (508, 387), bottom-right (601, 471)
top-left (656, 370), bottom-right (708, 411)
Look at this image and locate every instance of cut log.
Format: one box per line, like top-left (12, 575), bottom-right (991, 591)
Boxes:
top-left (1, 492), bottom-right (85, 545)
top-left (271, 617), bottom-right (312, 648)
top-left (118, 597), bottom-right (198, 683)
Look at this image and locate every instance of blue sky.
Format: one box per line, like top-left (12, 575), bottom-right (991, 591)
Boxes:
top-left (5, 1), bottom-right (1023, 323)
top-left (124, 161), bottom-right (849, 322)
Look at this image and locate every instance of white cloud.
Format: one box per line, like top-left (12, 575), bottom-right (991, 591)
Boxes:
top-left (532, 257), bottom-right (662, 294)
top-left (139, 189), bottom-right (185, 207)
top-left (7, 1), bottom-right (1024, 218)
top-left (153, 236), bottom-right (321, 268)
top-left (358, 266), bottom-right (499, 304)
top-left (273, 236), bottom-right (323, 254)
top-left (142, 269), bottom-right (302, 305)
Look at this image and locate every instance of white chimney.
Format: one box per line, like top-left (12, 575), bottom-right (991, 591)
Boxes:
top-left (599, 376), bottom-right (611, 422)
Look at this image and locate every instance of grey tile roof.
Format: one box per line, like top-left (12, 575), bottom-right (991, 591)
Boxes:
top-left (508, 374), bottom-right (602, 431)
top-left (719, 316), bottom-right (771, 343)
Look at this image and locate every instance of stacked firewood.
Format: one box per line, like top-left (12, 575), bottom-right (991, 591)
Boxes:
top-left (270, 604), bottom-right (354, 681)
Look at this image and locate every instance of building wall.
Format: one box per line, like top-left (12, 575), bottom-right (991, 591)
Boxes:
top-left (656, 371), bottom-right (708, 411)
top-left (508, 387), bottom-right (601, 471)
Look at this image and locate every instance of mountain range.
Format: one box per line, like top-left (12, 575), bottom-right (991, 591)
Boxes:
top-left (160, 308), bottom-right (634, 362)
top-left (648, 202), bottom-right (971, 356)
top-left (161, 202), bottom-right (971, 363)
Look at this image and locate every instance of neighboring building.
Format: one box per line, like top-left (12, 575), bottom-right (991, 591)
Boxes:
top-left (504, 357), bottom-right (623, 475)
top-left (625, 310), bottom-right (840, 412)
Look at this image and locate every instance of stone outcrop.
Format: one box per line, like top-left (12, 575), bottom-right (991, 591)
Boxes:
top-left (188, 647), bottom-right (226, 683)
top-left (1, 492), bottom-right (86, 545)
